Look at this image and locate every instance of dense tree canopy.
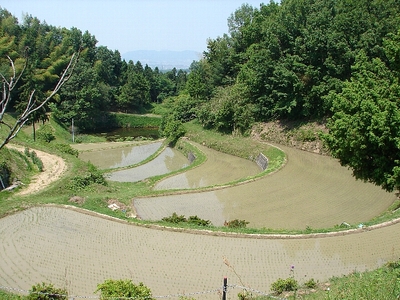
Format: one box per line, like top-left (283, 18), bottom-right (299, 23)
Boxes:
top-left (0, 7), bottom-right (188, 132)
top-left (324, 33), bottom-right (400, 192)
top-left (192, 0), bottom-right (400, 131)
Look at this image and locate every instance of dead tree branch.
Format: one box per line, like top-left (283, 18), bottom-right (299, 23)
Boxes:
top-left (0, 52), bottom-right (79, 150)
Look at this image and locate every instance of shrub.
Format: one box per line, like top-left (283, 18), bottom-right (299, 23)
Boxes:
top-left (24, 149), bottom-right (44, 172)
top-left (187, 215), bottom-right (211, 226)
top-left (28, 282), bottom-right (67, 299)
top-left (224, 219), bottom-right (249, 228)
top-left (68, 162), bottom-right (107, 190)
top-left (162, 212), bottom-right (187, 223)
top-left (37, 130), bottom-right (55, 143)
top-left (96, 279), bottom-right (153, 300)
top-left (162, 213), bottom-right (211, 226)
top-left (36, 124), bottom-right (56, 143)
top-left (295, 128), bottom-right (316, 142)
top-left (304, 278), bottom-right (317, 289)
top-left (271, 277), bottom-right (298, 294)
top-left (51, 143), bottom-right (79, 157)
top-left (30, 151), bottom-right (44, 172)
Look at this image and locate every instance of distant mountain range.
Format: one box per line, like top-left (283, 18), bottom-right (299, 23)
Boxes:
top-left (122, 50), bottom-right (202, 70)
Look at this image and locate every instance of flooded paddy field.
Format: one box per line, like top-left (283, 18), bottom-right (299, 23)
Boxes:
top-left (106, 147), bottom-right (189, 182)
top-left (135, 145), bottom-right (396, 230)
top-left (76, 141), bottom-right (163, 169)
top-left (0, 206), bottom-right (399, 298)
top-left (153, 143), bottom-right (261, 190)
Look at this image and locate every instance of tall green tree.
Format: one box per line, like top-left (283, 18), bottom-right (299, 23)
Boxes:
top-left (117, 61), bottom-right (150, 111)
top-left (53, 60), bottom-right (106, 132)
top-left (186, 60), bottom-right (213, 101)
top-left (325, 49), bottom-right (400, 192)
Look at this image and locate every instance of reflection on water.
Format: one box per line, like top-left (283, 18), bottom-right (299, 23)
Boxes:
top-left (98, 127), bottom-right (159, 141)
top-left (107, 147), bottom-right (188, 182)
top-left (154, 143), bottom-right (261, 190)
top-left (79, 142), bottom-right (162, 169)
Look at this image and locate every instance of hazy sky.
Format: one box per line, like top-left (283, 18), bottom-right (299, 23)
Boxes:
top-left (2, 0), bottom-right (271, 54)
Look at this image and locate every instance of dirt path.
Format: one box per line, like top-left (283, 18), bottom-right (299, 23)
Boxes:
top-left (7, 145), bottom-right (68, 195)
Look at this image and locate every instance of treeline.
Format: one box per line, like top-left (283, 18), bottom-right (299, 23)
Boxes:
top-left (1, 0), bottom-right (400, 136)
top-left (179, 0), bottom-right (400, 133)
top-left (0, 7), bottom-right (187, 132)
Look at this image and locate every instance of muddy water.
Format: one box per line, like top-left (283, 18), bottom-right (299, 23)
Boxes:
top-left (135, 145), bottom-right (396, 229)
top-left (154, 143), bottom-right (261, 190)
top-left (0, 207), bottom-right (399, 298)
top-left (77, 141), bottom-right (163, 169)
top-left (106, 147), bottom-right (189, 182)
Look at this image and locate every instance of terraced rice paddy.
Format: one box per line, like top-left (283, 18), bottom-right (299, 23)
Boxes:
top-left (0, 141), bottom-right (399, 298)
top-left (136, 144), bottom-right (396, 230)
top-left (153, 143), bottom-right (260, 190)
top-left (106, 147), bottom-right (189, 182)
top-left (0, 206), bottom-right (399, 298)
top-left (77, 141), bottom-right (163, 169)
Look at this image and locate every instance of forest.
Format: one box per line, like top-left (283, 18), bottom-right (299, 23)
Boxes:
top-left (0, 7), bottom-right (187, 133)
top-left (1, 0), bottom-right (400, 191)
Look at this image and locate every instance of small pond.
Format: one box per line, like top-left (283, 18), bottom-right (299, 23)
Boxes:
top-left (96, 127), bottom-right (159, 141)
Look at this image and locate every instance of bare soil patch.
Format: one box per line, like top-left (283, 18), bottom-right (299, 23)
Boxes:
top-left (252, 120), bottom-right (329, 155)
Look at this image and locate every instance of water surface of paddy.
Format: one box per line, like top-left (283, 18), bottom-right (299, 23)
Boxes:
top-left (153, 143), bottom-right (261, 190)
top-left (107, 147), bottom-right (188, 182)
top-left (135, 145), bottom-right (396, 229)
top-left (77, 141), bottom-right (162, 169)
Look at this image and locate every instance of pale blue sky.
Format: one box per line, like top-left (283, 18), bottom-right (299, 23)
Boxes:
top-left (2, 0), bottom-right (273, 55)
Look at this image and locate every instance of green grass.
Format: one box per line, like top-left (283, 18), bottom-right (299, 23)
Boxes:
top-left (0, 290), bottom-right (23, 299)
top-left (274, 261), bottom-right (400, 299)
top-left (112, 112), bottom-right (162, 128)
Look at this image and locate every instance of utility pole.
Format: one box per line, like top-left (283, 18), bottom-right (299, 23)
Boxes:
top-left (72, 118), bottom-right (75, 143)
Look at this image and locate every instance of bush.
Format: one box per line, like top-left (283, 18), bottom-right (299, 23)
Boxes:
top-left (162, 212), bottom-right (187, 223)
top-left (28, 282), bottom-right (67, 299)
top-left (159, 115), bottom-right (186, 145)
top-left (36, 124), bottom-right (56, 143)
top-left (162, 213), bottom-right (211, 227)
top-left (24, 148), bottom-right (44, 172)
top-left (224, 219), bottom-right (249, 228)
top-left (187, 215), bottom-right (211, 226)
top-left (271, 277), bottom-right (298, 294)
top-left (96, 279), bottom-right (153, 300)
top-left (51, 143), bottom-right (79, 157)
top-left (30, 151), bottom-right (44, 172)
top-left (68, 162), bottom-right (107, 190)
top-left (304, 278), bottom-right (317, 289)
